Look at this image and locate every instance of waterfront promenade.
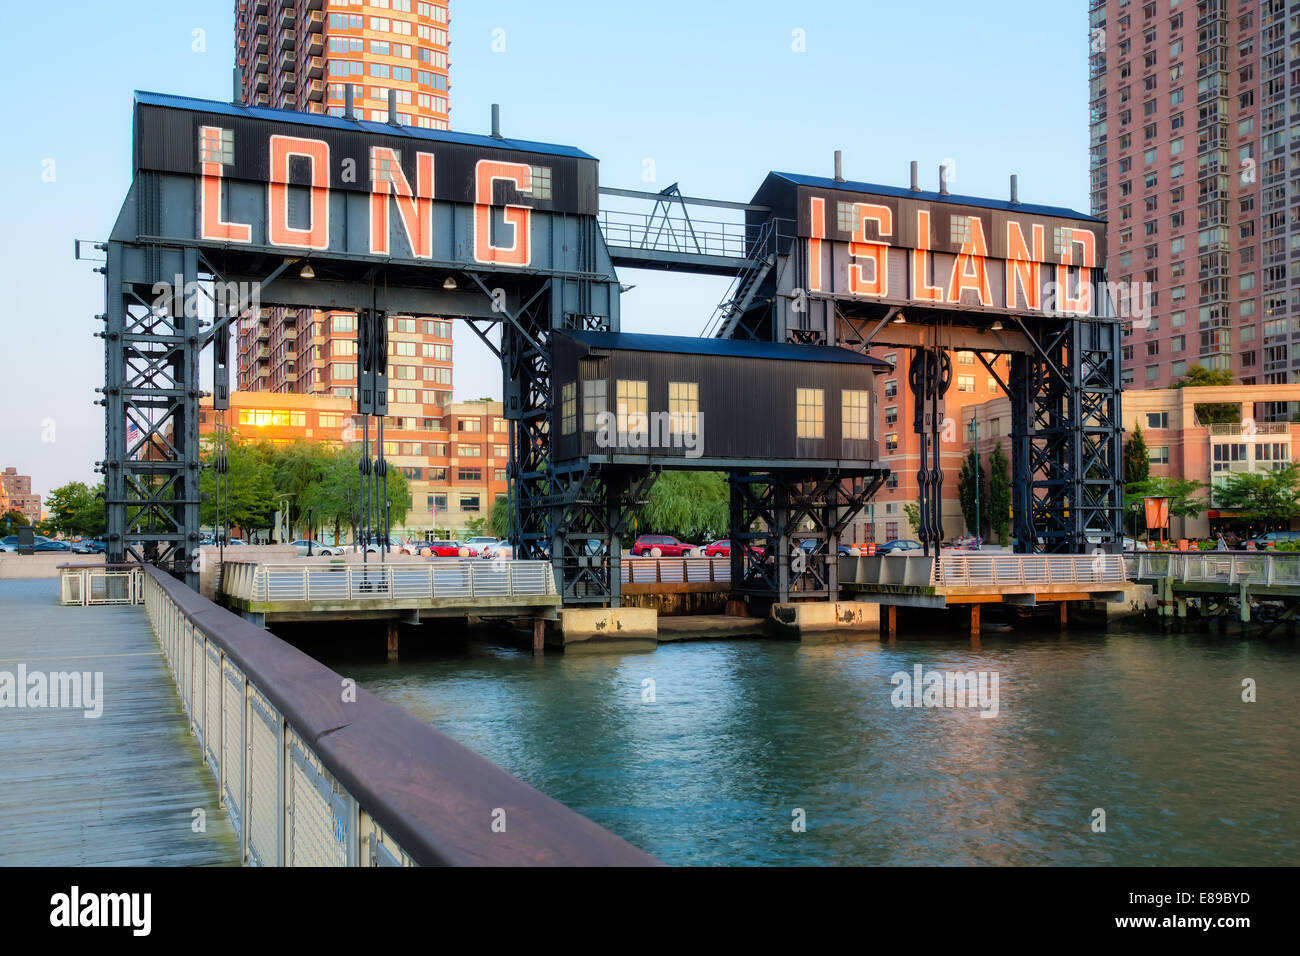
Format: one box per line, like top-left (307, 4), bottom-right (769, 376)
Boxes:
top-left (0, 579), bottom-right (239, 865)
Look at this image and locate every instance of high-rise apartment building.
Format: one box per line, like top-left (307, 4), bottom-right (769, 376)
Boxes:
top-left (1089, 0), bottom-right (1300, 415)
top-left (1, 468), bottom-right (42, 524)
top-left (235, 0), bottom-right (450, 127)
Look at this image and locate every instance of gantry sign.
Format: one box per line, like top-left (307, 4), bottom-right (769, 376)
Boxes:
top-left (99, 92), bottom-right (619, 590)
top-left (717, 171), bottom-right (1122, 556)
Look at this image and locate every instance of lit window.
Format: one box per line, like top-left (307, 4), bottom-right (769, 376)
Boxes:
top-left (797, 388), bottom-right (824, 439)
top-left (668, 382), bottom-right (699, 434)
top-left (561, 381), bottom-right (577, 435)
top-left (842, 390), bottom-right (870, 440)
top-left (583, 379), bottom-right (607, 431)
top-left (616, 380), bottom-right (648, 433)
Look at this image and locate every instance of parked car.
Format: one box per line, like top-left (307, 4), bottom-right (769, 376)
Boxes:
top-left (878, 539), bottom-right (923, 555)
top-left (289, 539), bottom-right (344, 556)
top-left (2, 534), bottom-right (51, 550)
top-left (34, 540), bottom-right (71, 552)
top-left (0, 541), bottom-right (14, 553)
top-left (71, 539), bottom-right (106, 554)
top-left (479, 539), bottom-right (516, 559)
top-left (466, 536), bottom-right (499, 553)
top-left (1243, 530), bottom-right (1300, 549)
top-left (631, 534), bottom-right (700, 557)
top-left (424, 541), bottom-right (478, 558)
top-left (703, 539), bottom-right (731, 557)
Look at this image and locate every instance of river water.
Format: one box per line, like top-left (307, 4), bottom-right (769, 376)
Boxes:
top-left (315, 627), bottom-right (1300, 866)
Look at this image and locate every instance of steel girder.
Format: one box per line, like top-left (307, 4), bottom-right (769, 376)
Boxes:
top-left (728, 470), bottom-right (886, 604)
top-left (101, 241), bottom-right (202, 588)
top-left (1009, 316), bottom-right (1124, 553)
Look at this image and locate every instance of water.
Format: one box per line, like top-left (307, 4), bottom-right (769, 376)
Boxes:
top-left (316, 628), bottom-right (1300, 866)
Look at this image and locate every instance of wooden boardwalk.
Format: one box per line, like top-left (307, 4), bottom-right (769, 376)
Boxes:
top-left (0, 580), bottom-right (239, 865)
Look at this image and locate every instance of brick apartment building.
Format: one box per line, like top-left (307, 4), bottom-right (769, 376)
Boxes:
top-left (1089, 0), bottom-right (1300, 413)
top-left (1, 467), bottom-right (42, 524)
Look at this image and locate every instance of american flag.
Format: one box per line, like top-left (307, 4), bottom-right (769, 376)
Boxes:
top-left (126, 421), bottom-right (142, 459)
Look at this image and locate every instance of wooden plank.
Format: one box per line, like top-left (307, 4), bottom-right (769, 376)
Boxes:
top-left (0, 580), bottom-right (240, 866)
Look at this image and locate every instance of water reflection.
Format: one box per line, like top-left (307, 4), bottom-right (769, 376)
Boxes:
top-left (320, 629), bottom-right (1300, 865)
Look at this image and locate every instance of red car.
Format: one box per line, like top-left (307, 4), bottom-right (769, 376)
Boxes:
top-left (631, 534), bottom-right (700, 557)
top-left (703, 540), bottom-right (731, 557)
top-left (423, 541), bottom-right (477, 557)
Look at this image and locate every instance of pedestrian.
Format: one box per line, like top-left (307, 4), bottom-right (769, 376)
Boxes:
top-left (1216, 533), bottom-right (1227, 551)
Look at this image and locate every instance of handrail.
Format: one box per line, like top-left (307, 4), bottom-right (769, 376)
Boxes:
top-left (218, 559), bottom-right (557, 604)
top-left (932, 553), bottom-right (1127, 587)
top-left (141, 565), bottom-right (657, 866)
top-left (1130, 550), bottom-right (1300, 587)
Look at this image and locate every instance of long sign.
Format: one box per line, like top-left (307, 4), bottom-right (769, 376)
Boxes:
top-left (133, 97), bottom-right (599, 267)
top-left (797, 185), bottom-right (1105, 317)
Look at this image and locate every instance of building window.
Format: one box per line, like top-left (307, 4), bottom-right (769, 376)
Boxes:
top-left (458, 417), bottom-right (481, 432)
top-left (884, 405), bottom-right (898, 426)
top-left (883, 379), bottom-right (898, 399)
top-left (582, 379), bottom-right (607, 431)
top-left (616, 380), bottom-right (648, 433)
top-left (1147, 412), bottom-right (1169, 429)
top-left (956, 374), bottom-right (975, 393)
top-left (561, 382), bottom-right (577, 435)
top-left (668, 382), bottom-right (699, 434)
top-left (796, 388), bottom-right (824, 439)
top-left (458, 469), bottom-right (482, 483)
top-left (456, 444), bottom-right (481, 457)
top-left (885, 433), bottom-right (899, 453)
top-left (459, 494), bottom-right (481, 512)
top-left (842, 390), bottom-right (870, 440)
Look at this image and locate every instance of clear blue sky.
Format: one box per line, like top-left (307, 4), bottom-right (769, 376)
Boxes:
top-left (0, 0), bottom-right (1090, 501)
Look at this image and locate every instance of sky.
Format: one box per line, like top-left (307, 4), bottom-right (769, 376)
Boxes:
top-left (0, 0), bottom-right (1091, 502)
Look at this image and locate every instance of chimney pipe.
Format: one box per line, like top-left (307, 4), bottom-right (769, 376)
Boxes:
top-left (233, 67), bottom-right (243, 104)
top-left (1010, 174), bottom-right (1020, 204)
top-left (910, 160), bottom-right (920, 192)
top-left (344, 83), bottom-right (355, 121)
top-left (939, 164), bottom-right (950, 196)
top-left (491, 104), bottom-right (502, 139)
top-left (834, 150), bottom-right (844, 183)
top-left (388, 89), bottom-right (399, 126)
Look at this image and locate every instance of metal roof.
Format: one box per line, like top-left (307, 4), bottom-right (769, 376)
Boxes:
top-left (767, 171), bottom-right (1101, 223)
top-left (133, 90), bottom-right (597, 161)
top-left (560, 331), bottom-right (894, 368)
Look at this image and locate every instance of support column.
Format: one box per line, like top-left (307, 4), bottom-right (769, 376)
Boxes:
top-left (532, 617), bottom-right (545, 655)
top-left (387, 621), bottom-right (399, 661)
top-left (1058, 601), bottom-right (1069, 631)
top-left (970, 604), bottom-right (981, 640)
top-left (886, 604), bottom-right (897, 640)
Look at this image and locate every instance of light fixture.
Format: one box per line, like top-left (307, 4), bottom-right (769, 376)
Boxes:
top-left (892, 311), bottom-right (906, 324)
top-left (299, 262), bottom-right (315, 279)
top-left (990, 319), bottom-right (1003, 331)
top-left (443, 276), bottom-right (458, 290)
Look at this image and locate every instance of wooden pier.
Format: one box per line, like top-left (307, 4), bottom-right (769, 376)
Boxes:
top-left (0, 579), bottom-right (239, 865)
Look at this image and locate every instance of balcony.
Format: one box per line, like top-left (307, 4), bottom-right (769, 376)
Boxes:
top-left (305, 9), bottom-right (325, 31)
top-left (306, 55), bottom-right (323, 79)
top-left (252, 0), bottom-right (267, 13)
top-left (278, 7), bottom-right (293, 29)
top-left (279, 71), bottom-right (296, 93)
top-left (306, 79), bottom-right (325, 102)
top-left (306, 0), bottom-right (322, 9)
top-left (253, 71), bottom-right (269, 93)
top-left (306, 30), bottom-right (323, 54)
top-left (253, 31), bottom-right (267, 53)
top-left (279, 29), bottom-right (295, 51)
top-left (280, 50), bottom-right (295, 71)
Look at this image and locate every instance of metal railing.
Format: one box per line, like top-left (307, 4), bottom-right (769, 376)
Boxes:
top-left (621, 557), bottom-right (730, 585)
top-left (220, 559), bottom-right (556, 604)
top-left (1131, 551), bottom-right (1300, 587)
top-left (597, 209), bottom-right (760, 259)
top-left (140, 565), bottom-right (656, 866)
top-left (58, 564), bottom-right (145, 606)
top-left (934, 553), bottom-right (1128, 587)
top-left (841, 553), bottom-right (1128, 589)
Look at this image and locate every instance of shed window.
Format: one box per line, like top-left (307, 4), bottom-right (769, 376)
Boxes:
top-left (842, 390), bottom-right (870, 440)
top-left (616, 380), bottom-right (648, 433)
top-left (561, 381), bottom-right (577, 435)
top-left (668, 382), bottom-right (699, 434)
top-left (796, 388), bottom-right (824, 439)
top-left (582, 379), bottom-right (607, 431)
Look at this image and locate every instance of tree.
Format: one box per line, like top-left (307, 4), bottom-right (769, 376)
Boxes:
top-left (45, 482), bottom-right (106, 538)
top-left (988, 443), bottom-right (1011, 546)
top-left (902, 502), bottom-right (920, 536)
top-left (199, 433), bottom-right (276, 534)
top-left (1124, 424), bottom-right (1150, 485)
top-left (463, 516), bottom-right (489, 538)
top-left (957, 448), bottom-right (988, 538)
top-left (1170, 365), bottom-right (1239, 424)
top-left (636, 471), bottom-right (728, 542)
top-left (1212, 464), bottom-right (1300, 529)
top-left (489, 493), bottom-right (510, 539)
top-left (2, 510), bottom-right (30, 532)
